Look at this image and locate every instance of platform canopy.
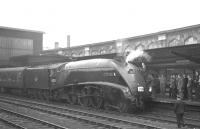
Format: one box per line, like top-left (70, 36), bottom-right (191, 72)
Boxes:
top-left (146, 44), bottom-right (200, 68)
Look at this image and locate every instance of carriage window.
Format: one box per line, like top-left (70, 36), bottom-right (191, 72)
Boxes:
top-left (17, 72), bottom-right (22, 81)
top-left (10, 73), bottom-right (17, 81)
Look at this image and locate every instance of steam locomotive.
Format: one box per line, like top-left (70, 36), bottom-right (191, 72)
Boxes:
top-left (0, 58), bottom-right (151, 112)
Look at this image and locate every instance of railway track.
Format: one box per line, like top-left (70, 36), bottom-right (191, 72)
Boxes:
top-left (134, 112), bottom-right (200, 129)
top-left (80, 105), bottom-right (200, 129)
top-left (151, 102), bottom-right (200, 113)
top-left (56, 98), bottom-right (200, 129)
top-left (0, 95), bottom-right (178, 129)
top-left (0, 117), bottom-right (22, 129)
top-left (148, 107), bottom-right (200, 121)
top-left (90, 103), bottom-right (200, 129)
top-left (0, 107), bottom-right (67, 129)
top-left (52, 102), bottom-right (200, 129)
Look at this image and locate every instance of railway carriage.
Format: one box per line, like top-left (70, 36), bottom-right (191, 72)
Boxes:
top-left (0, 67), bottom-right (25, 94)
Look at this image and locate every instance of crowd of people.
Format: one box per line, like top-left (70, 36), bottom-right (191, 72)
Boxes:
top-left (146, 71), bottom-right (200, 128)
top-left (147, 71), bottom-right (200, 101)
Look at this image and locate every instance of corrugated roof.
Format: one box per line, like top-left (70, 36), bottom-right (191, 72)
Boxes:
top-left (0, 26), bottom-right (44, 34)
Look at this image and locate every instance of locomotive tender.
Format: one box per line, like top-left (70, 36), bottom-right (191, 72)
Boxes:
top-left (0, 58), bottom-right (150, 112)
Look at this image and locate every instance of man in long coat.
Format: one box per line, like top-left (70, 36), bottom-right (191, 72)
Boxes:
top-left (174, 95), bottom-right (185, 128)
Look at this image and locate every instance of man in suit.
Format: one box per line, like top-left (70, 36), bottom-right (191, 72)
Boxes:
top-left (174, 95), bottom-right (185, 128)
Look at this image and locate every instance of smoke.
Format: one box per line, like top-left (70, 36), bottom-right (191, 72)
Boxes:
top-left (125, 49), bottom-right (151, 64)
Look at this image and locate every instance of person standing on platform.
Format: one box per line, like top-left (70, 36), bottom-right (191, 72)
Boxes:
top-left (154, 74), bottom-right (160, 95)
top-left (183, 74), bottom-right (188, 100)
top-left (171, 74), bottom-right (177, 99)
top-left (169, 75), bottom-right (174, 98)
top-left (150, 74), bottom-right (160, 98)
top-left (151, 74), bottom-right (157, 98)
top-left (187, 75), bottom-right (193, 101)
top-left (197, 75), bottom-right (200, 101)
top-left (180, 74), bottom-right (186, 100)
top-left (159, 74), bottom-right (166, 97)
top-left (194, 71), bottom-right (200, 100)
top-left (148, 74), bottom-right (156, 98)
top-left (177, 74), bottom-right (183, 98)
top-left (174, 95), bottom-right (185, 128)
top-left (175, 74), bottom-right (179, 98)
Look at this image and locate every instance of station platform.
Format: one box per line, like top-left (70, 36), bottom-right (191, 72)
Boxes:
top-left (151, 97), bottom-right (200, 107)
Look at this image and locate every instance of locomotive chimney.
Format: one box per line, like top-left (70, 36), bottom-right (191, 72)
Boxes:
top-left (67, 35), bottom-right (70, 48)
top-left (55, 42), bottom-right (59, 49)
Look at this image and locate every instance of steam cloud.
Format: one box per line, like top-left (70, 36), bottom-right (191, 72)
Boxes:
top-left (125, 49), bottom-right (151, 64)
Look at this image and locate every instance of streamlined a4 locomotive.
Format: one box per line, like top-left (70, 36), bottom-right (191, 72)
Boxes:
top-left (0, 58), bottom-right (151, 112)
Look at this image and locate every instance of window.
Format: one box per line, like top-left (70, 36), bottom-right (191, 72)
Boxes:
top-left (184, 36), bottom-right (197, 45)
top-left (91, 50), bottom-right (99, 55)
top-left (100, 49), bottom-right (106, 54)
top-left (79, 51), bottom-right (84, 56)
top-left (135, 45), bottom-right (145, 50)
top-left (158, 34), bottom-right (166, 41)
top-left (168, 39), bottom-right (179, 47)
top-left (84, 47), bottom-right (90, 56)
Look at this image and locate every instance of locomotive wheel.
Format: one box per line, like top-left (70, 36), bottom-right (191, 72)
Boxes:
top-left (0, 87), bottom-right (4, 93)
top-left (79, 88), bottom-right (91, 107)
top-left (33, 90), bottom-right (37, 99)
top-left (38, 90), bottom-right (43, 100)
top-left (91, 90), bottom-right (103, 109)
top-left (136, 96), bottom-right (144, 110)
top-left (52, 91), bottom-right (59, 100)
top-left (43, 91), bottom-right (49, 101)
top-left (117, 101), bottom-right (129, 112)
top-left (104, 101), bottom-right (111, 111)
top-left (68, 94), bottom-right (78, 105)
top-left (34, 90), bottom-right (39, 99)
top-left (28, 90), bottom-right (33, 98)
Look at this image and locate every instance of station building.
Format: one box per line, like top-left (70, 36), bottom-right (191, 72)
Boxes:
top-left (42, 24), bottom-right (200, 80)
top-left (0, 26), bottom-right (43, 67)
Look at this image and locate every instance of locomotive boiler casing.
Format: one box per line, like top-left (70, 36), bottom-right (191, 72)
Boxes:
top-left (61, 59), bottom-right (150, 110)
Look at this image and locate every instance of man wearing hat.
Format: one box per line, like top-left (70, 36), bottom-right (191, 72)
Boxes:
top-left (174, 95), bottom-right (185, 128)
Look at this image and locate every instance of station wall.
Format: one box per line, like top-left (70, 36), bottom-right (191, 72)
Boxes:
top-left (43, 24), bottom-right (200, 57)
